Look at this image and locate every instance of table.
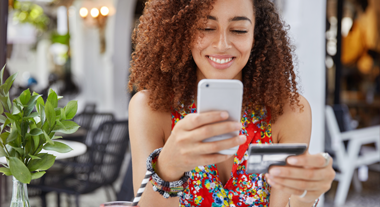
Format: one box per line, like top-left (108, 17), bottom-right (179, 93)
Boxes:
top-left (0, 140), bottom-right (87, 164)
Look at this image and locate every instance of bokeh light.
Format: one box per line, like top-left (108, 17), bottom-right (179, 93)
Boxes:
top-left (100, 6), bottom-right (109, 16)
top-left (79, 7), bottom-right (88, 18)
top-left (90, 8), bottom-right (99, 18)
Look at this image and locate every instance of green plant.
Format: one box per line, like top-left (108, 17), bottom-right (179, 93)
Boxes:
top-left (0, 66), bottom-right (80, 184)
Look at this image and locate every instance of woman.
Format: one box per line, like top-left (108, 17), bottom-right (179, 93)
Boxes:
top-left (129, 0), bottom-right (335, 206)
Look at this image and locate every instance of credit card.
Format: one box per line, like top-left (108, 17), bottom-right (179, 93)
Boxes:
top-left (246, 144), bottom-right (307, 174)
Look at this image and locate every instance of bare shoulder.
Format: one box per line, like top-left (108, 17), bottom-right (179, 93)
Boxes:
top-left (271, 94), bottom-right (312, 144)
top-left (129, 90), bottom-right (171, 142)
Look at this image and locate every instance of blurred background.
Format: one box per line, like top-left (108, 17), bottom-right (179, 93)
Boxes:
top-left (0, 0), bottom-right (379, 207)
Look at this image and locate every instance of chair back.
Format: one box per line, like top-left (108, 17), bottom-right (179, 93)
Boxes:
top-left (90, 120), bottom-right (130, 186)
top-left (325, 105), bottom-right (346, 168)
top-left (332, 104), bottom-right (355, 132)
top-left (72, 120), bottom-right (129, 189)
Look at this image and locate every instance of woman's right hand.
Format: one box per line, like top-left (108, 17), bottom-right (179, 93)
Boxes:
top-left (156, 111), bottom-right (246, 181)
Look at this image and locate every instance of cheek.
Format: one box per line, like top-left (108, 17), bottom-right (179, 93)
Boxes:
top-left (191, 37), bottom-right (211, 58)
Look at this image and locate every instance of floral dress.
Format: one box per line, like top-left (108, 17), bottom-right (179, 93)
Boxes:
top-left (171, 102), bottom-right (273, 207)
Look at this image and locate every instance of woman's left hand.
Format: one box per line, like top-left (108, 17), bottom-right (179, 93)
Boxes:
top-left (265, 152), bottom-right (335, 204)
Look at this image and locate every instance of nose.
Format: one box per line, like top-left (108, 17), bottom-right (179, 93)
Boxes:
top-left (213, 30), bottom-right (232, 51)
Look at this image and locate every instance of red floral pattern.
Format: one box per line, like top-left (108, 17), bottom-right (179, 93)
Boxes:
top-left (171, 102), bottom-right (273, 207)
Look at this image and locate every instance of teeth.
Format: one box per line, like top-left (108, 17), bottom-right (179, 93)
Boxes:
top-left (208, 56), bottom-right (233, 64)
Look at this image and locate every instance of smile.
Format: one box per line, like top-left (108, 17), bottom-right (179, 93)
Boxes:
top-left (208, 56), bottom-right (234, 64)
top-left (206, 55), bottom-right (235, 70)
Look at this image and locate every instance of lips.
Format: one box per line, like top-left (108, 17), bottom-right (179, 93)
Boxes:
top-left (207, 55), bottom-right (235, 70)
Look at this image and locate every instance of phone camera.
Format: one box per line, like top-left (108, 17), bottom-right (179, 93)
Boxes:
top-left (206, 84), bottom-right (209, 88)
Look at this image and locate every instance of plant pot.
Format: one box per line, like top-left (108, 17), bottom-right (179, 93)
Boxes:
top-left (10, 176), bottom-right (30, 207)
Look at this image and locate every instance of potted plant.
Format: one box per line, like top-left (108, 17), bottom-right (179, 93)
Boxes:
top-left (0, 66), bottom-right (80, 207)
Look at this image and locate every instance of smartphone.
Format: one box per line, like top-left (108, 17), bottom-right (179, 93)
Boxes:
top-left (197, 79), bottom-right (243, 155)
top-left (246, 143), bottom-right (307, 174)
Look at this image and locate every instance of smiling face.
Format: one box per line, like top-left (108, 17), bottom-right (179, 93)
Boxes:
top-left (191, 0), bottom-right (255, 81)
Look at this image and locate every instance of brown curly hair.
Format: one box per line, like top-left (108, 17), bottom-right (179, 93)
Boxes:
top-left (129, 0), bottom-right (302, 122)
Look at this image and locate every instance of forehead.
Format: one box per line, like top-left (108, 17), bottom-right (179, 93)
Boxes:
top-left (209, 0), bottom-right (254, 19)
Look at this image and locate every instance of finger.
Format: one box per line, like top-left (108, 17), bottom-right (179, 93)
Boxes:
top-left (268, 166), bottom-right (326, 181)
top-left (181, 111), bottom-right (230, 130)
top-left (287, 153), bottom-right (332, 168)
top-left (199, 153), bottom-right (233, 166)
top-left (266, 178), bottom-right (320, 200)
top-left (196, 135), bottom-right (246, 154)
top-left (191, 121), bottom-right (242, 142)
top-left (266, 174), bottom-right (321, 191)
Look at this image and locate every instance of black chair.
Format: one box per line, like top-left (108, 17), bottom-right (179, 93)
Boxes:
top-left (29, 120), bottom-right (130, 207)
top-left (63, 113), bottom-right (115, 143)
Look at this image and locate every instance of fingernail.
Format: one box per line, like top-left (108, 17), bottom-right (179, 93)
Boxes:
top-left (239, 135), bottom-right (246, 144)
top-left (221, 112), bottom-right (228, 119)
top-left (288, 157), bottom-right (298, 165)
top-left (235, 123), bottom-right (242, 130)
top-left (270, 168), bottom-right (281, 175)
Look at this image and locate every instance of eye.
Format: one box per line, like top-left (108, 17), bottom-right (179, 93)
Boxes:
top-left (232, 30), bottom-right (248, 34)
top-left (203, 28), bottom-right (215, 31)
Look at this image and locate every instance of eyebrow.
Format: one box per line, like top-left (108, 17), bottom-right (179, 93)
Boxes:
top-left (207, 15), bottom-right (252, 24)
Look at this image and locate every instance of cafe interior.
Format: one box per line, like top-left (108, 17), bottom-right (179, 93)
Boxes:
top-left (0, 0), bottom-right (379, 206)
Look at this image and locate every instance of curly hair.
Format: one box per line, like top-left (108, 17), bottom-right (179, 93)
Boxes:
top-left (129, 0), bottom-right (302, 122)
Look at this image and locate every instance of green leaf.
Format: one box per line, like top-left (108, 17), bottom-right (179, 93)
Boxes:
top-left (0, 132), bottom-right (9, 143)
top-left (0, 102), bottom-right (3, 115)
top-left (45, 102), bottom-right (55, 130)
top-left (29, 154), bottom-right (41, 160)
top-left (20, 120), bottom-right (28, 139)
top-left (52, 136), bottom-right (62, 139)
top-left (0, 115), bottom-right (6, 124)
top-left (37, 104), bottom-right (45, 126)
top-left (19, 89), bottom-right (31, 105)
top-left (3, 73), bottom-right (17, 93)
top-left (52, 121), bottom-right (80, 134)
top-left (9, 157), bottom-right (32, 184)
top-left (32, 135), bottom-right (40, 150)
top-left (0, 167), bottom-right (12, 176)
top-left (0, 65), bottom-right (5, 85)
top-left (42, 121), bottom-right (49, 134)
top-left (0, 145), bottom-right (6, 157)
top-left (0, 96), bottom-right (11, 112)
top-left (43, 141), bottom-right (72, 153)
top-left (6, 127), bottom-right (18, 143)
top-left (24, 140), bottom-right (32, 156)
top-left (1, 73), bottom-right (17, 95)
top-left (0, 119), bottom-right (10, 132)
top-left (27, 153), bottom-right (55, 172)
top-left (24, 95), bottom-right (41, 117)
top-left (33, 92), bottom-right (44, 107)
top-left (30, 128), bottom-right (43, 136)
top-left (12, 147), bottom-right (24, 156)
top-left (47, 89), bottom-right (58, 108)
top-left (5, 112), bottom-right (18, 123)
top-left (25, 112), bottom-right (39, 119)
top-left (64, 100), bottom-right (77, 120)
top-left (11, 100), bottom-right (22, 115)
top-left (43, 131), bottom-right (53, 145)
top-left (31, 171), bottom-right (45, 180)
top-left (55, 108), bottom-right (61, 118)
top-left (60, 108), bottom-right (66, 120)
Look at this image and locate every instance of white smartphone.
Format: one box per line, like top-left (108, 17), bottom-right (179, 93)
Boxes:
top-left (197, 79), bottom-right (243, 155)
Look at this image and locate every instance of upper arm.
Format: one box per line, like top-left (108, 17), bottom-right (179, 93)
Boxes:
top-left (128, 91), bottom-right (167, 194)
top-left (269, 95), bottom-right (312, 207)
top-left (272, 95), bottom-right (312, 145)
